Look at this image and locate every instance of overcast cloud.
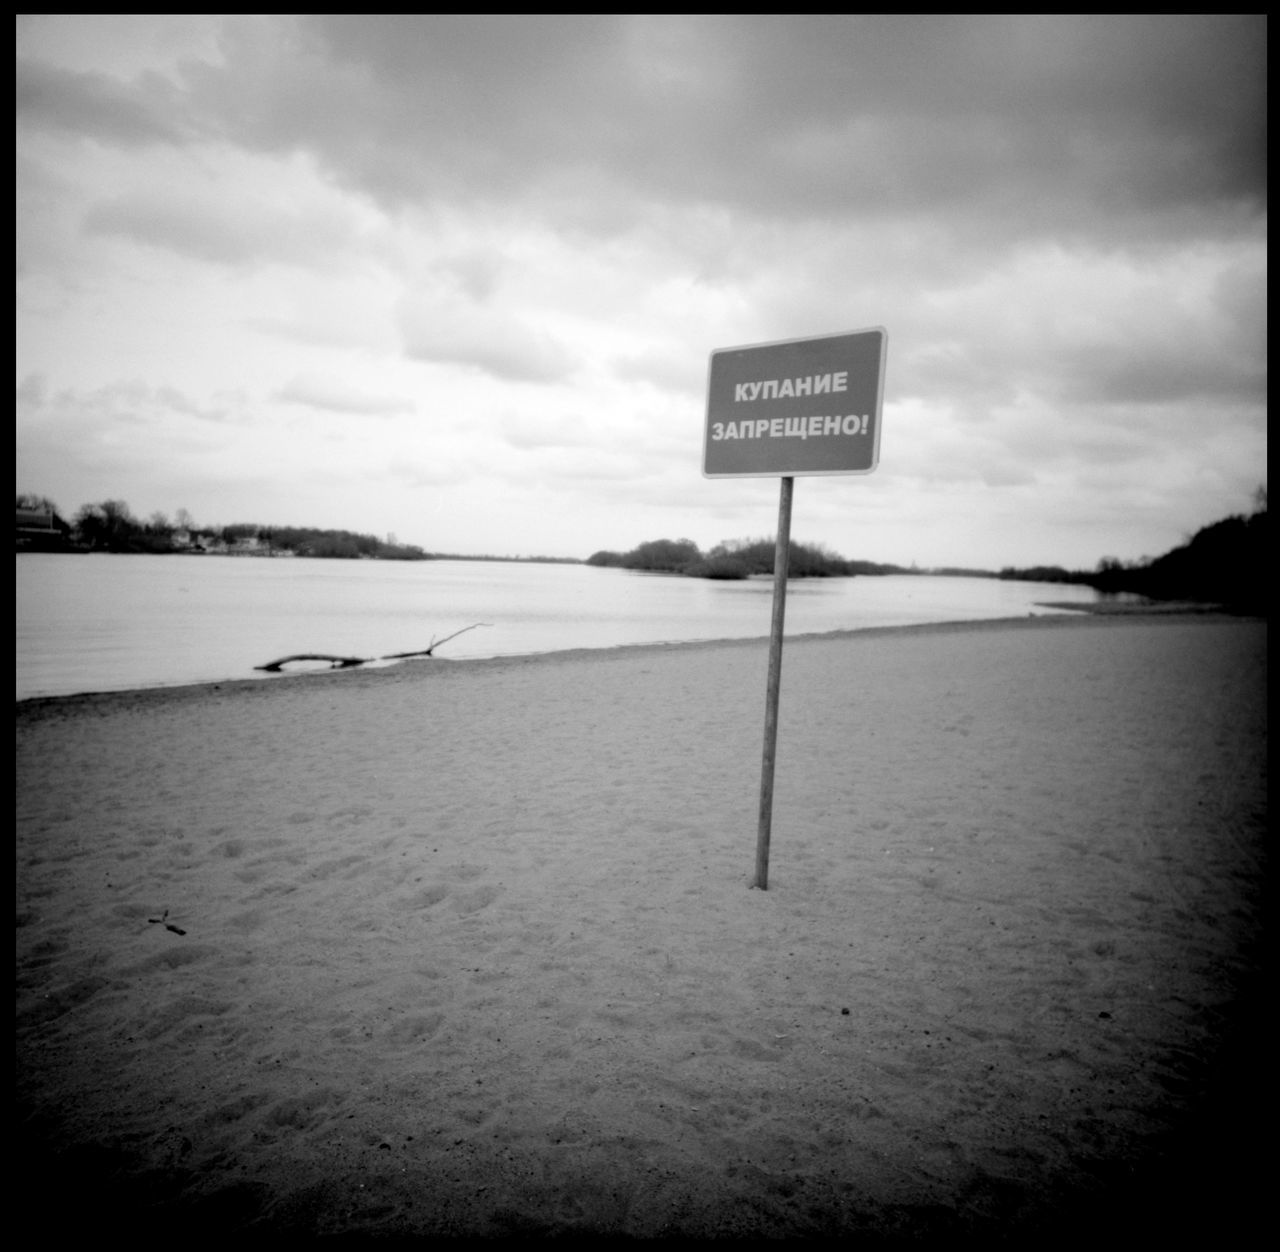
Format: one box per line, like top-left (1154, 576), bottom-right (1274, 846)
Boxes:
top-left (16, 15), bottom-right (1267, 568)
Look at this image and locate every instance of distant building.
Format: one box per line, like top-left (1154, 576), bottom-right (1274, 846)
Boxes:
top-left (16, 507), bottom-right (56, 533)
top-left (16, 507), bottom-right (75, 551)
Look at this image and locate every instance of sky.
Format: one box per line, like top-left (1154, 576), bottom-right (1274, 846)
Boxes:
top-left (16, 15), bottom-right (1267, 570)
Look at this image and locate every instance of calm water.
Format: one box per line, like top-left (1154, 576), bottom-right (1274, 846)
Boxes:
top-left (15, 554), bottom-right (1101, 701)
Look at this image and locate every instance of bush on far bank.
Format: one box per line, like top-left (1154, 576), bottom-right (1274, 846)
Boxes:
top-left (681, 554), bottom-right (753, 580)
top-left (586, 536), bottom-right (861, 579)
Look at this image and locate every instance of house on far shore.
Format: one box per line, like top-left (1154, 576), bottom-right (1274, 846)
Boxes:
top-left (16, 507), bottom-right (76, 552)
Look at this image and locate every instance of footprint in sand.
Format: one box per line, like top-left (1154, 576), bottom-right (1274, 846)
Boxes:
top-left (264, 1087), bottom-right (343, 1131)
top-left (202, 1091), bottom-right (273, 1128)
top-left (387, 1012), bottom-right (445, 1044)
top-left (403, 884), bottom-right (450, 910)
top-left (128, 944), bottom-right (217, 973)
top-left (306, 853), bottom-right (369, 882)
top-left (226, 907), bottom-right (270, 933)
top-left (451, 884), bottom-right (501, 915)
top-left (397, 877), bottom-right (498, 914)
top-left (141, 994), bottom-right (235, 1041)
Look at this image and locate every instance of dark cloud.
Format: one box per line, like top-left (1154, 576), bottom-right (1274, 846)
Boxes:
top-left (165, 15), bottom-right (1264, 241)
top-left (15, 58), bottom-right (189, 147)
top-left (1057, 342), bottom-right (1267, 407)
top-left (20, 17), bottom-right (1264, 246)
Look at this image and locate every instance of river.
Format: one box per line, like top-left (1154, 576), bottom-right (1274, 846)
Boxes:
top-left (15, 553), bottom-right (1102, 701)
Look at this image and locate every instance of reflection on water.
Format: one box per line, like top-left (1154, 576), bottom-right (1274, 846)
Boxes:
top-left (16, 554), bottom-right (1101, 700)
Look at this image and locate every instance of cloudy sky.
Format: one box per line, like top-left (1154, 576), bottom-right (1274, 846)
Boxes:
top-left (16, 15), bottom-right (1267, 569)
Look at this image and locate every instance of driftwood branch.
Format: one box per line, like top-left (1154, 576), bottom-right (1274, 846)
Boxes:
top-left (254, 653), bottom-right (369, 672)
top-left (381, 623), bottom-right (492, 659)
top-left (256, 624), bottom-right (492, 673)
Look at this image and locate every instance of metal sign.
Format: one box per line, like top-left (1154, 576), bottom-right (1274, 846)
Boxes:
top-left (703, 327), bottom-right (886, 478)
top-left (703, 325), bottom-right (888, 888)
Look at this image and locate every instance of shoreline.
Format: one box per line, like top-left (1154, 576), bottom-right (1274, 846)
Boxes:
top-left (18, 612), bottom-right (1267, 1238)
top-left (16, 604), bottom-right (1255, 715)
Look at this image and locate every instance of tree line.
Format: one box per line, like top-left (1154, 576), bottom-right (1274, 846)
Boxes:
top-left (15, 495), bottom-right (428, 559)
top-left (20, 488), bottom-right (1267, 607)
top-left (586, 485), bottom-right (1266, 606)
top-left (997, 487), bottom-right (1267, 612)
top-left (586, 536), bottom-right (908, 580)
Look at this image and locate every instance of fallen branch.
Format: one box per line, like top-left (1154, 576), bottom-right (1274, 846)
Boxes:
top-left (255, 624), bottom-right (492, 673)
top-left (255, 653), bottom-right (369, 672)
top-left (382, 622), bottom-right (492, 659)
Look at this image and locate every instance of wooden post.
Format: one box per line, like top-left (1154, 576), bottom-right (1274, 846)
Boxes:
top-left (754, 475), bottom-right (794, 889)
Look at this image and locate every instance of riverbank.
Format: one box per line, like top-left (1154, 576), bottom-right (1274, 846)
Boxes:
top-left (17, 555), bottom-right (1108, 701)
top-left (16, 614), bottom-right (1268, 1241)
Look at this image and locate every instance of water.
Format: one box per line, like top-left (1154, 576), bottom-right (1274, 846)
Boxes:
top-left (15, 554), bottom-right (1102, 701)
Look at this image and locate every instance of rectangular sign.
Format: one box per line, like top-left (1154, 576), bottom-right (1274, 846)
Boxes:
top-left (703, 327), bottom-right (886, 477)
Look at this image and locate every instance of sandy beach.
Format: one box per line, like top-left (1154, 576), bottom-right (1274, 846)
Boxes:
top-left (16, 613), bottom-right (1268, 1242)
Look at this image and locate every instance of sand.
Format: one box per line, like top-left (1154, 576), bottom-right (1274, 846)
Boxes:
top-left (16, 613), bottom-right (1268, 1242)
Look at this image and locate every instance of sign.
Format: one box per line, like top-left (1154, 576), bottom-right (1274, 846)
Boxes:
top-left (703, 327), bottom-right (886, 478)
top-left (703, 325), bottom-right (888, 888)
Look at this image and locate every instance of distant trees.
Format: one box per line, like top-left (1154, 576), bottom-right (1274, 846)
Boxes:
top-left (16, 492), bottom-right (62, 516)
top-left (998, 564), bottom-right (1090, 585)
top-left (681, 552), bottom-right (754, 580)
top-left (700, 537), bottom-right (870, 578)
top-left (1087, 503), bottom-right (1267, 611)
top-left (623, 538), bottom-right (702, 572)
top-left (18, 494), bottom-right (428, 559)
top-left (64, 500), bottom-right (183, 552)
top-left (1001, 488), bottom-right (1269, 611)
top-left (73, 499), bottom-right (139, 551)
top-left (587, 536), bottom-right (870, 579)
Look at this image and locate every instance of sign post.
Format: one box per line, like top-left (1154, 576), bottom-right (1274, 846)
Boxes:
top-left (755, 473), bottom-right (793, 889)
top-left (703, 327), bottom-right (886, 889)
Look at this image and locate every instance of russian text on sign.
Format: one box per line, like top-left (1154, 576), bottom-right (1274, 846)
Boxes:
top-left (711, 414), bottom-right (871, 440)
top-left (733, 373), bottom-right (849, 402)
top-left (703, 327), bottom-right (886, 478)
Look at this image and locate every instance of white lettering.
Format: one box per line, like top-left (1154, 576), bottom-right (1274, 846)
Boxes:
top-left (784, 417), bottom-right (805, 439)
top-left (730, 373), bottom-right (855, 401)
top-left (756, 419), bottom-right (770, 438)
top-left (842, 415), bottom-right (860, 435)
top-left (712, 423), bottom-right (724, 441)
top-left (823, 415), bottom-right (841, 436)
top-left (808, 415), bottom-right (823, 437)
top-left (724, 422), bottom-right (738, 439)
top-left (770, 418), bottom-right (784, 437)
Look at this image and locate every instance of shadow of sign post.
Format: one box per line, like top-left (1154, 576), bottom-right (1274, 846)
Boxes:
top-left (703, 327), bottom-right (887, 889)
